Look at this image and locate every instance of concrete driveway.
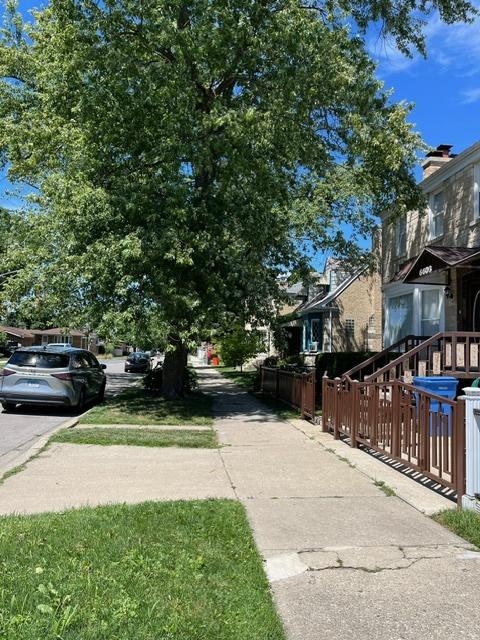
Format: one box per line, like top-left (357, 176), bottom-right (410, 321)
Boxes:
top-left (0, 359), bottom-right (140, 474)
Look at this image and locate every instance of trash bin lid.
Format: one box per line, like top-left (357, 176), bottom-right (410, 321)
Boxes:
top-left (413, 376), bottom-right (459, 394)
top-left (413, 376), bottom-right (458, 382)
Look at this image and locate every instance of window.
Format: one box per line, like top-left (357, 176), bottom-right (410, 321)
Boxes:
top-left (73, 353), bottom-right (90, 369)
top-left (475, 164), bottom-right (480, 220)
top-left (345, 319), bottom-right (355, 337)
top-left (395, 217), bottom-right (406, 257)
top-left (86, 352), bottom-right (101, 369)
top-left (310, 318), bottom-right (321, 350)
top-left (421, 289), bottom-right (441, 336)
top-left (387, 293), bottom-right (413, 344)
top-left (430, 190), bottom-right (445, 239)
top-left (9, 351), bottom-right (70, 369)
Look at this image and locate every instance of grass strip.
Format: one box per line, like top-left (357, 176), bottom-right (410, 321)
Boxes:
top-left (432, 508), bottom-right (480, 548)
top-left (81, 388), bottom-right (213, 427)
top-left (374, 480), bottom-right (396, 497)
top-left (253, 393), bottom-right (302, 421)
top-left (51, 427), bottom-right (217, 449)
top-left (0, 500), bottom-right (285, 639)
top-left (218, 368), bottom-right (302, 421)
top-left (219, 367), bottom-right (257, 390)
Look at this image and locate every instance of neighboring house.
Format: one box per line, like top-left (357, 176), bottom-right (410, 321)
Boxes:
top-left (276, 274), bottom-right (325, 356)
top-left (278, 259), bottom-right (382, 361)
top-left (0, 326), bottom-right (99, 353)
top-left (381, 141), bottom-right (480, 346)
top-left (0, 326), bottom-right (36, 348)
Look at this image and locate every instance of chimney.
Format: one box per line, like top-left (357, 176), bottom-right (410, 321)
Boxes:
top-left (422, 144), bottom-right (455, 179)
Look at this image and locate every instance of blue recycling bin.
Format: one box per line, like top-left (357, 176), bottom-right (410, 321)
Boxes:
top-left (413, 376), bottom-right (459, 436)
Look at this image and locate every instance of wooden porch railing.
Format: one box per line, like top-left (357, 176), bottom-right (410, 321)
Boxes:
top-left (322, 375), bottom-right (466, 504)
top-left (364, 332), bottom-right (480, 383)
top-left (343, 335), bottom-right (427, 381)
top-left (261, 367), bottom-right (316, 420)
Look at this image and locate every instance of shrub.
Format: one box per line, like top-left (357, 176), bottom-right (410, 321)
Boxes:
top-left (315, 351), bottom-right (377, 380)
top-left (261, 355), bottom-right (279, 368)
top-left (143, 365), bottom-right (198, 394)
top-left (144, 365), bottom-right (163, 391)
top-left (184, 366), bottom-right (199, 392)
top-left (218, 327), bottom-right (264, 370)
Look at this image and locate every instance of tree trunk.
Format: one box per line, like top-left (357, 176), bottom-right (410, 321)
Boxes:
top-left (162, 338), bottom-right (188, 398)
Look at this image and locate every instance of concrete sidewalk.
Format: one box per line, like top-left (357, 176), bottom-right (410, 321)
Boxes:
top-left (202, 369), bottom-right (480, 640)
top-left (1, 367), bottom-right (479, 638)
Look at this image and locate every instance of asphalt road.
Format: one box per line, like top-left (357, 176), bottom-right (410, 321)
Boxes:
top-left (0, 359), bottom-right (141, 473)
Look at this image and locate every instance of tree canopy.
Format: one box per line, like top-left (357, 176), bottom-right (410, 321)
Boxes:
top-left (0, 0), bottom-right (474, 392)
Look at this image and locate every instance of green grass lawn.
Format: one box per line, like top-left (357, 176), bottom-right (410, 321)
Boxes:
top-left (81, 388), bottom-right (213, 426)
top-left (253, 393), bottom-right (302, 421)
top-left (0, 500), bottom-right (285, 639)
top-left (51, 427), bottom-right (217, 448)
top-left (219, 367), bottom-right (257, 390)
top-left (432, 509), bottom-right (480, 548)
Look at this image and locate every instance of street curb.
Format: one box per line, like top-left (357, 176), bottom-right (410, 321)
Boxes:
top-left (0, 413), bottom-right (82, 480)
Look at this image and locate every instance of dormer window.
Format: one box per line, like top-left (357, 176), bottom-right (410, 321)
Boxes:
top-left (394, 216), bottom-right (406, 257)
top-left (430, 190), bottom-right (444, 239)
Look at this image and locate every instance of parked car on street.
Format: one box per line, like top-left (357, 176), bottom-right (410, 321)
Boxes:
top-left (124, 352), bottom-right (150, 373)
top-left (0, 343), bottom-right (17, 357)
top-left (45, 343), bottom-right (74, 350)
top-left (0, 347), bottom-right (107, 412)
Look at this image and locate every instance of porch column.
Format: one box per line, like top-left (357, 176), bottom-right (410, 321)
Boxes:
top-left (461, 388), bottom-right (480, 510)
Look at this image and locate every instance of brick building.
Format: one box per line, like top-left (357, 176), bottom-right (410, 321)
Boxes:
top-left (0, 326), bottom-right (98, 353)
top-left (381, 142), bottom-right (480, 346)
top-left (279, 258), bottom-right (382, 360)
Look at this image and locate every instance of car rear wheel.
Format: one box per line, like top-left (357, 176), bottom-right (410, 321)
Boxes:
top-left (1, 402), bottom-right (16, 412)
top-left (97, 381), bottom-right (106, 403)
top-left (76, 388), bottom-right (86, 412)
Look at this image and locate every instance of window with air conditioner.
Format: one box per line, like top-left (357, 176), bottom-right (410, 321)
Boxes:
top-left (310, 319), bottom-right (321, 351)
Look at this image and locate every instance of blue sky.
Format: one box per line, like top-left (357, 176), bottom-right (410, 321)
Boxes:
top-left (370, 14), bottom-right (480, 164)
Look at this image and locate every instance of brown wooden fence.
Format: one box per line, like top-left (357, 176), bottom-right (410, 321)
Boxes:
top-left (322, 376), bottom-right (465, 504)
top-left (260, 367), bottom-right (316, 420)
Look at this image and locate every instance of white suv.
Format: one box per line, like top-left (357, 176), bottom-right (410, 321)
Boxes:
top-left (0, 347), bottom-right (106, 412)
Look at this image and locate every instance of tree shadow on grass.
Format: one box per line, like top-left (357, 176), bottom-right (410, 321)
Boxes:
top-left (81, 388), bottom-right (213, 426)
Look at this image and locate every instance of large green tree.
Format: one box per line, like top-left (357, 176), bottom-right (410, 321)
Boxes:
top-left (0, 0), bottom-right (474, 395)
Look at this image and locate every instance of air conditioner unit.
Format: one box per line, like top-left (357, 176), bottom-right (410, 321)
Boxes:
top-left (310, 342), bottom-right (318, 352)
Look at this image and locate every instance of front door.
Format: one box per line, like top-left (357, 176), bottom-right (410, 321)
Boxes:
top-left (461, 272), bottom-right (480, 331)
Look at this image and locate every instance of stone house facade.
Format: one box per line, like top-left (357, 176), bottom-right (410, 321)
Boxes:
top-left (0, 326), bottom-right (99, 352)
top-left (381, 141), bottom-right (480, 346)
top-left (280, 259), bottom-right (382, 360)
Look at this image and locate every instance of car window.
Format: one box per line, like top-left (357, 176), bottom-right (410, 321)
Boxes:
top-left (8, 351), bottom-right (70, 369)
top-left (72, 353), bottom-right (90, 369)
top-left (86, 353), bottom-right (100, 368)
